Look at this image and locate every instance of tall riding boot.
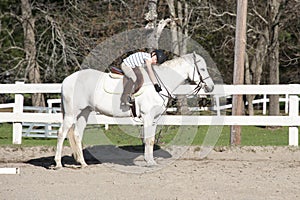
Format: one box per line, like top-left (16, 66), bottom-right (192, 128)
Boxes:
top-left (121, 78), bottom-right (135, 106)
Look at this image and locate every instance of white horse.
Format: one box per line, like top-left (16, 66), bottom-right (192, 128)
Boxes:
top-left (53, 53), bottom-right (214, 169)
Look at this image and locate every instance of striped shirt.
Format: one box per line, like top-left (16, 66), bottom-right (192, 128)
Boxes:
top-left (123, 52), bottom-right (151, 68)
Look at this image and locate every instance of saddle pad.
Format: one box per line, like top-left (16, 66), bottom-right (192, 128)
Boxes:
top-left (103, 74), bottom-right (145, 96)
top-left (103, 75), bottom-right (123, 94)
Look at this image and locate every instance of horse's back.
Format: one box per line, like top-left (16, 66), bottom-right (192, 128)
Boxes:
top-left (61, 69), bottom-right (106, 109)
top-left (63, 68), bottom-right (103, 84)
top-left (62, 69), bottom-right (104, 91)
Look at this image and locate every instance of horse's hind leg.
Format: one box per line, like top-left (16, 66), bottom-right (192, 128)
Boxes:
top-left (143, 115), bottom-right (157, 166)
top-left (53, 116), bottom-right (73, 169)
top-left (68, 109), bottom-right (90, 168)
top-left (68, 125), bottom-right (87, 168)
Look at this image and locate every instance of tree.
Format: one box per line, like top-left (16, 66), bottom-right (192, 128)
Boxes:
top-left (268, 0), bottom-right (284, 116)
top-left (21, 0), bottom-right (45, 107)
top-left (0, 0), bottom-right (299, 97)
top-left (245, 1), bottom-right (269, 115)
top-left (279, 0), bottom-right (300, 84)
top-left (166, 0), bottom-right (189, 55)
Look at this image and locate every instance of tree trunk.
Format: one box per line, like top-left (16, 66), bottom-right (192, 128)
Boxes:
top-left (21, 0), bottom-right (45, 107)
top-left (177, 95), bottom-right (189, 114)
top-left (167, 0), bottom-right (189, 56)
top-left (245, 52), bottom-right (254, 115)
top-left (145, 0), bottom-right (170, 49)
top-left (167, 0), bottom-right (179, 55)
top-left (145, 0), bottom-right (158, 30)
top-left (245, 27), bottom-right (268, 115)
top-left (182, 1), bottom-right (188, 55)
top-left (268, 0), bottom-right (282, 116)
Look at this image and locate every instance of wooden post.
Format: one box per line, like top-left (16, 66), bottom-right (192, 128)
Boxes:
top-left (230, 0), bottom-right (248, 145)
top-left (289, 95), bottom-right (299, 146)
top-left (13, 81), bottom-right (24, 144)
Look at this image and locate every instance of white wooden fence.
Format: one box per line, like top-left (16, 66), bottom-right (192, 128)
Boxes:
top-left (0, 82), bottom-right (299, 145)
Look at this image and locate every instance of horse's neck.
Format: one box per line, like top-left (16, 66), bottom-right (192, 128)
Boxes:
top-left (149, 65), bottom-right (186, 91)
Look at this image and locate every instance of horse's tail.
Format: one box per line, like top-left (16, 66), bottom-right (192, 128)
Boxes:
top-left (60, 86), bottom-right (65, 119)
top-left (67, 124), bottom-right (80, 161)
top-left (57, 85), bottom-right (65, 138)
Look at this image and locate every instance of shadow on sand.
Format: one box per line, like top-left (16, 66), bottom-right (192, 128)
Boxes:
top-left (26, 144), bottom-right (172, 169)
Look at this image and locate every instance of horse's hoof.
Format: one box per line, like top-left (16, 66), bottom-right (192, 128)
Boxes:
top-left (81, 164), bottom-right (88, 169)
top-left (146, 159), bottom-right (157, 167)
top-left (49, 165), bottom-right (62, 170)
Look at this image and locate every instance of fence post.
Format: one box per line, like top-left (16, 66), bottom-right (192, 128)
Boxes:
top-left (13, 81), bottom-right (24, 144)
top-left (285, 94), bottom-right (289, 114)
top-left (46, 99), bottom-right (53, 136)
top-left (263, 94), bottom-right (267, 115)
top-left (215, 95), bottom-right (221, 116)
top-left (288, 95), bottom-right (299, 146)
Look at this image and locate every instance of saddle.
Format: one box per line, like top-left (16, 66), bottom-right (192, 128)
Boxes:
top-left (109, 66), bottom-right (144, 94)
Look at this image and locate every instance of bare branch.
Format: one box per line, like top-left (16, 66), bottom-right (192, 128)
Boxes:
top-left (209, 8), bottom-right (236, 17)
top-left (251, 8), bottom-right (268, 25)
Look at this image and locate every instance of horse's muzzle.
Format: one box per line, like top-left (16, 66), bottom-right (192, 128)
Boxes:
top-left (204, 85), bottom-right (214, 93)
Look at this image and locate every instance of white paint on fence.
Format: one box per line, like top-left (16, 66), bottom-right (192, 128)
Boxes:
top-left (0, 83), bottom-right (299, 145)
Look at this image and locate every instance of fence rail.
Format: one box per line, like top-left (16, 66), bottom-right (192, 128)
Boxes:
top-left (0, 82), bottom-right (299, 145)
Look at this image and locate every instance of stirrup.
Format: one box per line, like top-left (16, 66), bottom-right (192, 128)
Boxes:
top-left (121, 95), bottom-right (134, 107)
top-left (121, 101), bottom-right (133, 107)
top-left (128, 96), bottom-right (134, 104)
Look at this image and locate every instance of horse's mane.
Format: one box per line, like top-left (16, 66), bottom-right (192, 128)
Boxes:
top-left (156, 53), bottom-right (192, 69)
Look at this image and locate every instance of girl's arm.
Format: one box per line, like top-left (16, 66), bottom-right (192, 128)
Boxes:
top-left (145, 59), bottom-right (158, 84)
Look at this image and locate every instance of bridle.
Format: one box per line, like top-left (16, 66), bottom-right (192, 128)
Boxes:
top-left (153, 52), bottom-right (211, 102)
top-left (191, 52), bottom-right (211, 95)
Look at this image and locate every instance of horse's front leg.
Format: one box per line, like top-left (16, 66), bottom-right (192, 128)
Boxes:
top-left (143, 118), bottom-right (157, 166)
top-left (144, 135), bottom-right (156, 166)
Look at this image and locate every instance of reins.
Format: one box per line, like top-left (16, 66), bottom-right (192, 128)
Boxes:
top-left (153, 68), bottom-right (176, 102)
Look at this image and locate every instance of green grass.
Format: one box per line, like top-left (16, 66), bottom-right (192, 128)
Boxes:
top-left (0, 123), bottom-right (297, 147)
top-left (0, 123), bottom-right (67, 147)
top-left (0, 123), bottom-right (12, 145)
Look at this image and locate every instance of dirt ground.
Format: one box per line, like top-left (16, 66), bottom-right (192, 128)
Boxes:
top-left (1, 145), bottom-right (300, 200)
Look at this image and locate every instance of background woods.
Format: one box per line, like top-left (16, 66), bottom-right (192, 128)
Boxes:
top-left (0, 0), bottom-right (299, 106)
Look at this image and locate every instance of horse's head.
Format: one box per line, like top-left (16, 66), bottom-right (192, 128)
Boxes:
top-left (186, 53), bottom-right (214, 93)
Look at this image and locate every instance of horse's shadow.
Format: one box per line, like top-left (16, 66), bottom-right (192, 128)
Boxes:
top-left (26, 144), bottom-right (172, 169)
